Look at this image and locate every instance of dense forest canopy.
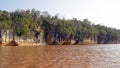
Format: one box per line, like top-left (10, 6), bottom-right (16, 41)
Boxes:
top-left (0, 9), bottom-right (120, 45)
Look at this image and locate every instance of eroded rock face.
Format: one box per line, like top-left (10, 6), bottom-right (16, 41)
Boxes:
top-left (0, 38), bottom-right (2, 45)
top-left (45, 33), bottom-right (55, 45)
top-left (6, 40), bottom-right (19, 46)
top-left (0, 42), bottom-right (1, 46)
top-left (74, 40), bottom-right (80, 45)
top-left (62, 38), bottom-right (71, 45)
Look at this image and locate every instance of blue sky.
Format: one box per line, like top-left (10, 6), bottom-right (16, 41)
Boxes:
top-left (0, 0), bottom-right (120, 29)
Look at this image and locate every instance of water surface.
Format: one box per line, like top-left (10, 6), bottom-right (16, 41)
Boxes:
top-left (0, 44), bottom-right (120, 68)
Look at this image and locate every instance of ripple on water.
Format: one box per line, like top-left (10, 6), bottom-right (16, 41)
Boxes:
top-left (0, 44), bottom-right (120, 68)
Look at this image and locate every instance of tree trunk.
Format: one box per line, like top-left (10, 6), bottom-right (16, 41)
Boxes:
top-left (5, 31), bottom-right (7, 42)
top-left (0, 30), bottom-right (2, 44)
top-left (0, 30), bottom-right (1, 39)
top-left (9, 30), bottom-right (10, 42)
top-left (13, 30), bottom-right (15, 41)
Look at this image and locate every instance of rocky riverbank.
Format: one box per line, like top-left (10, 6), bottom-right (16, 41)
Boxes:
top-left (0, 40), bottom-right (96, 46)
top-left (1, 41), bottom-right (42, 46)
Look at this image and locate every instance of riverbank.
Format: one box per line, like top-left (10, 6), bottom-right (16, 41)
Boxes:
top-left (0, 40), bottom-right (119, 46)
top-left (1, 41), bottom-right (42, 46)
top-left (0, 41), bottom-right (96, 46)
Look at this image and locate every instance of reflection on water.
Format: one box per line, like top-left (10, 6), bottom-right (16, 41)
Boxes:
top-left (0, 44), bottom-right (120, 68)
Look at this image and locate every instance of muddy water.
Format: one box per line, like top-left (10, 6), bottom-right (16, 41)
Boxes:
top-left (0, 44), bottom-right (120, 68)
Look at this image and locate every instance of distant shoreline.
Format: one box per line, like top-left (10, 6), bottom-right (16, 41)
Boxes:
top-left (1, 41), bottom-right (119, 46)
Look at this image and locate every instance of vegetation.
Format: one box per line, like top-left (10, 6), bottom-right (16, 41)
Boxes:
top-left (0, 9), bottom-right (120, 45)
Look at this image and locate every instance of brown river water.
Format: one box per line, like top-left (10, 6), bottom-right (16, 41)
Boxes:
top-left (0, 44), bottom-right (120, 68)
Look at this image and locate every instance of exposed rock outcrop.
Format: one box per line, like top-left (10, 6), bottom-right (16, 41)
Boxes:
top-left (6, 40), bottom-right (19, 46)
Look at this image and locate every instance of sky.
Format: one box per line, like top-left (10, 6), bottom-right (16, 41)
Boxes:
top-left (0, 0), bottom-right (120, 29)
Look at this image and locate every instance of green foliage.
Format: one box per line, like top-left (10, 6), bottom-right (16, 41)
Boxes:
top-left (0, 9), bottom-right (120, 44)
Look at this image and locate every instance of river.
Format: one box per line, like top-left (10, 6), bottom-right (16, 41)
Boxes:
top-left (0, 44), bottom-right (120, 68)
